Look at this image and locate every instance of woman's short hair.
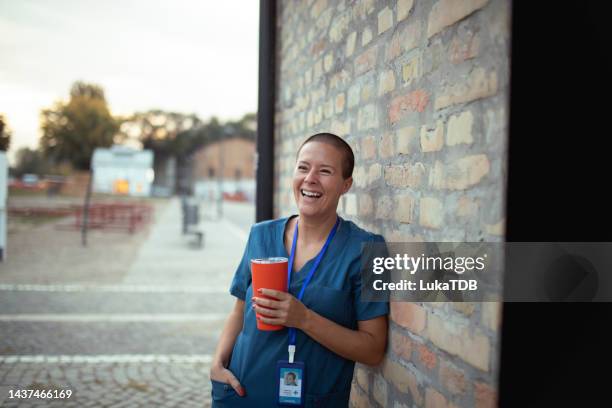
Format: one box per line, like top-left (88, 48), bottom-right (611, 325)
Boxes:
top-left (297, 132), bottom-right (355, 179)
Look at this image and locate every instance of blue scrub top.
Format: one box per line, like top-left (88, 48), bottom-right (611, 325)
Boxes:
top-left (211, 215), bottom-right (389, 408)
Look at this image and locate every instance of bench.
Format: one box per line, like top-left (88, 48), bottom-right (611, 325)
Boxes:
top-left (181, 196), bottom-right (204, 249)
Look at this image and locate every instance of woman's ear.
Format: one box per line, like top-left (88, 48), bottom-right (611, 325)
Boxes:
top-left (341, 177), bottom-right (353, 194)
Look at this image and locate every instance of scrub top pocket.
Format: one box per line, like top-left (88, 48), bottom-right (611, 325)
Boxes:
top-left (302, 284), bottom-right (351, 327)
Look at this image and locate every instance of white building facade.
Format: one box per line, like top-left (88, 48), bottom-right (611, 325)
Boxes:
top-left (92, 146), bottom-right (154, 197)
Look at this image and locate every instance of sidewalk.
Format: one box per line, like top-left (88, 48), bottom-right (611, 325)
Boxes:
top-left (0, 196), bottom-right (255, 407)
top-left (124, 197), bottom-right (249, 290)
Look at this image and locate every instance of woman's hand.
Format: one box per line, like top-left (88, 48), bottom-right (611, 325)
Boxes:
top-left (252, 288), bottom-right (311, 329)
top-left (209, 363), bottom-right (246, 397)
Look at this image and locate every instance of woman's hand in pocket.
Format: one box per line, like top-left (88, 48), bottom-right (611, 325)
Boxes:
top-left (209, 364), bottom-right (246, 397)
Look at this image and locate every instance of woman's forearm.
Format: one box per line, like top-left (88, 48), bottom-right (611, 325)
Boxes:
top-left (300, 310), bottom-right (387, 366)
top-left (212, 299), bottom-right (244, 367)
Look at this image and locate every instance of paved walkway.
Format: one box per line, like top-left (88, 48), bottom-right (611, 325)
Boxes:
top-left (0, 197), bottom-right (254, 407)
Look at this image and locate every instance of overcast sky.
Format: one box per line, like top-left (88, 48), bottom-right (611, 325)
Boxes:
top-left (0, 0), bottom-right (259, 162)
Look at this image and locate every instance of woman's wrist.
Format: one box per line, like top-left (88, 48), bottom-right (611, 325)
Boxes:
top-left (212, 357), bottom-right (228, 369)
top-left (300, 308), bottom-right (316, 332)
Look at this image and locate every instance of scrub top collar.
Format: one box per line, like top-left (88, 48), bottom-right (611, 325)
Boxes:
top-left (279, 214), bottom-right (350, 276)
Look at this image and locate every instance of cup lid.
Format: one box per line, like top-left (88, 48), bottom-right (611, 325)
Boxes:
top-left (251, 257), bottom-right (288, 264)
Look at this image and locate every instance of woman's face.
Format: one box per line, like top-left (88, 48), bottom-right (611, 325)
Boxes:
top-left (293, 141), bottom-right (352, 219)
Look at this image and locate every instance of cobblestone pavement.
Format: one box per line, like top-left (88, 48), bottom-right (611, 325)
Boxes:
top-left (0, 198), bottom-right (254, 407)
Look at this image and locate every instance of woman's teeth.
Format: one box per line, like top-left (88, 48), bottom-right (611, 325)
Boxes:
top-left (301, 189), bottom-right (322, 198)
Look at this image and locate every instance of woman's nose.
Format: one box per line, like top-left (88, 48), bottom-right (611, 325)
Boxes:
top-left (304, 169), bottom-right (318, 183)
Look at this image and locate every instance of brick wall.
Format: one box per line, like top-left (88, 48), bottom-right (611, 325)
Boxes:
top-left (192, 138), bottom-right (255, 180)
top-left (274, 0), bottom-right (509, 407)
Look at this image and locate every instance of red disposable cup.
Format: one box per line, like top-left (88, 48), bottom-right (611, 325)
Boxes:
top-left (251, 257), bottom-right (288, 331)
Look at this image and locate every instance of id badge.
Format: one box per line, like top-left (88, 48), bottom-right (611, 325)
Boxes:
top-left (276, 360), bottom-right (305, 407)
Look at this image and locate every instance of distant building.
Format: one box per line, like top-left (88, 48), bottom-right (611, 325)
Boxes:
top-left (191, 137), bottom-right (255, 201)
top-left (92, 146), bottom-right (154, 197)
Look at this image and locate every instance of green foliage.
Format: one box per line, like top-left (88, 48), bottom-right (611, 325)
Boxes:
top-left (121, 111), bottom-right (256, 159)
top-left (0, 114), bottom-right (11, 151)
top-left (40, 81), bottom-right (119, 170)
top-left (12, 147), bottom-right (52, 177)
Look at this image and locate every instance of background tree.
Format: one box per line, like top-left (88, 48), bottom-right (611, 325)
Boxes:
top-left (0, 114), bottom-right (11, 151)
top-left (12, 147), bottom-right (52, 177)
top-left (40, 81), bottom-right (119, 170)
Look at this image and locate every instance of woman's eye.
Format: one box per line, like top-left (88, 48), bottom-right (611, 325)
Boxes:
top-left (321, 170), bottom-right (331, 175)
top-left (297, 166), bottom-right (307, 171)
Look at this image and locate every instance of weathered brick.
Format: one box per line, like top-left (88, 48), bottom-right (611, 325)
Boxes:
top-left (379, 133), bottom-right (395, 158)
top-left (484, 220), bottom-right (504, 236)
top-left (353, 166), bottom-right (367, 188)
top-left (313, 105), bottom-right (323, 124)
top-left (390, 302), bottom-right (426, 334)
top-left (378, 7), bottom-right (394, 35)
top-left (395, 194), bottom-right (415, 224)
top-left (389, 89), bottom-right (429, 123)
top-left (355, 365), bottom-right (369, 393)
top-left (384, 163), bottom-right (426, 188)
top-left (311, 0), bottom-right (328, 19)
top-left (362, 27), bottom-right (373, 46)
top-left (355, 46), bottom-right (378, 75)
top-left (420, 196), bottom-right (444, 229)
top-left (367, 163), bottom-right (382, 185)
top-left (375, 195), bottom-right (393, 220)
top-left (420, 121), bottom-right (444, 152)
top-left (417, 343), bottom-right (437, 370)
top-left (378, 70), bottom-right (396, 95)
top-left (306, 110), bottom-right (314, 127)
top-left (481, 301), bottom-right (501, 332)
top-left (348, 83), bottom-right (361, 108)
top-left (323, 98), bottom-right (334, 119)
top-left (397, 0), bottom-right (414, 21)
top-left (344, 193), bottom-right (357, 215)
top-left (353, 0), bottom-right (376, 20)
top-left (358, 194), bottom-right (374, 216)
top-left (361, 135), bottom-right (377, 160)
top-left (310, 39), bottom-right (326, 58)
top-left (429, 155), bottom-right (490, 190)
top-left (425, 387), bottom-right (450, 408)
top-left (329, 11), bottom-right (350, 42)
top-left (373, 373), bottom-right (388, 406)
top-left (350, 381), bottom-right (371, 408)
top-left (435, 68), bottom-right (498, 110)
top-left (456, 196), bottom-right (479, 217)
top-left (335, 93), bottom-right (346, 114)
top-left (427, 0), bottom-right (489, 38)
top-left (474, 381), bottom-right (497, 408)
top-left (357, 104), bottom-right (378, 130)
top-left (323, 52), bottom-right (334, 72)
top-left (397, 126), bottom-right (418, 155)
top-left (402, 52), bottom-right (421, 84)
top-left (451, 302), bottom-right (475, 316)
top-left (382, 358), bottom-right (423, 406)
top-left (449, 31), bottom-right (480, 64)
top-left (330, 119), bottom-right (351, 137)
top-left (391, 329), bottom-right (414, 361)
top-left (304, 68), bottom-right (312, 85)
top-left (447, 110), bottom-right (474, 146)
top-left (346, 31), bottom-right (357, 57)
top-left (386, 21), bottom-right (421, 61)
top-left (313, 59), bottom-right (324, 80)
top-left (439, 360), bottom-right (468, 395)
top-left (316, 8), bottom-right (333, 31)
top-left (425, 313), bottom-right (491, 371)
top-left (361, 78), bottom-right (375, 102)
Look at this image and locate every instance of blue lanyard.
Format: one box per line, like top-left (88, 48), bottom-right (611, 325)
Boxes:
top-left (287, 216), bottom-right (340, 347)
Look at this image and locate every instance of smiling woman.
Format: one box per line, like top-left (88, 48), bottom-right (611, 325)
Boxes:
top-left (209, 132), bottom-right (389, 407)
